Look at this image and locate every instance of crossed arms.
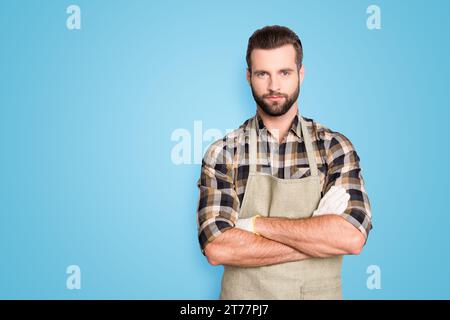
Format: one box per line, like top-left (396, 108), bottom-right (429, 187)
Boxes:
top-left (204, 214), bottom-right (366, 267)
top-left (197, 131), bottom-right (372, 268)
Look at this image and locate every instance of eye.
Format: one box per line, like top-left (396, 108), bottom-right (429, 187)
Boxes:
top-left (281, 71), bottom-right (290, 76)
top-left (256, 72), bottom-right (267, 78)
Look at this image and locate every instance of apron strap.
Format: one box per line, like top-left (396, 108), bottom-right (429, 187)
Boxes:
top-left (300, 115), bottom-right (319, 177)
top-left (249, 113), bottom-right (319, 177)
top-left (249, 117), bottom-right (257, 173)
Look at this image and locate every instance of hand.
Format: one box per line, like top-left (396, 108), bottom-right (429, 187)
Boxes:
top-left (313, 186), bottom-right (350, 217)
top-left (234, 215), bottom-right (260, 234)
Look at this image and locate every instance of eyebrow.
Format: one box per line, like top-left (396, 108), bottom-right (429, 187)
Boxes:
top-left (253, 68), bottom-right (296, 73)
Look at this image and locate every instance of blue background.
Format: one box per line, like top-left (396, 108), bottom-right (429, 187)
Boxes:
top-left (1, 0), bottom-right (449, 299)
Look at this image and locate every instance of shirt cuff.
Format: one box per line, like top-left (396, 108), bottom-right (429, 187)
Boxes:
top-left (198, 220), bottom-right (234, 256)
top-left (341, 208), bottom-right (373, 243)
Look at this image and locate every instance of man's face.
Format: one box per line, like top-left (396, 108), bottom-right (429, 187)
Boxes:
top-left (247, 44), bottom-right (304, 117)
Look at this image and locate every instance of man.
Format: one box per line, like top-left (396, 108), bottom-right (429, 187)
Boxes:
top-left (196, 25), bottom-right (372, 300)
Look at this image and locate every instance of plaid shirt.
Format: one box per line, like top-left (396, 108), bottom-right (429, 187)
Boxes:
top-left (196, 113), bottom-right (372, 255)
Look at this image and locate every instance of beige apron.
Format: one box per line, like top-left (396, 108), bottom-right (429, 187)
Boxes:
top-left (219, 113), bottom-right (343, 300)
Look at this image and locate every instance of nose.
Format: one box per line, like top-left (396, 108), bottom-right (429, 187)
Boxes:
top-left (268, 76), bottom-right (281, 93)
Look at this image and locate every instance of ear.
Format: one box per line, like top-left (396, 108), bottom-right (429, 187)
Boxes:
top-left (299, 64), bottom-right (305, 85)
top-left (246, 68), bottom-right (251, 85)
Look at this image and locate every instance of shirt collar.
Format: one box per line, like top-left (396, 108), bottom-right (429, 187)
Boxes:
top-left (254, 111), bottom-right (303, 140)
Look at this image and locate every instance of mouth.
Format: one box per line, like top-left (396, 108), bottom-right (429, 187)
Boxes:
top-left (265, 95), bottom-right (284, 101)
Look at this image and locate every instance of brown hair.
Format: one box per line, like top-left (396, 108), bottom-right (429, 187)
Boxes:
top-left (246, 25), bottom-right (303, 72)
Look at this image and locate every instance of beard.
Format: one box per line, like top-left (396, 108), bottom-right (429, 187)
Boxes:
top-left (250, 81), bottom-right (300, 117)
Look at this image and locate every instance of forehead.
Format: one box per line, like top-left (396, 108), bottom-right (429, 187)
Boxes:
top-left (250, 44), bottom-right (297, 70)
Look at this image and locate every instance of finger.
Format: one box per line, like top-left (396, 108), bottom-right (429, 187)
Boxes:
top-left (317, 190), bottom-right (334, 210)
top-left (319, 186), bottom-right (346, 213)
top-left (335, 195), bottom-right (350, 214)
top-left (336, 192), bottom-right (350, 205)
top-left (321, 185), bottom-right (340, 203)
top-left (327, 192), bottom-right (349, 214)
top-left (326, 187), bottom-right (347, 204)
top-left (334, 202), bottom-right (347, 214)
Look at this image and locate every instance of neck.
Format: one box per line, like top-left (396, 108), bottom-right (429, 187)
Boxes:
top-left (257, 103), bottom-right (299, 143)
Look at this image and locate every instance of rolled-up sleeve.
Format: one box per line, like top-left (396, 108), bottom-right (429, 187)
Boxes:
top-left (324, 132), bottom-right (373, 241)
top-left (196, 141), bottom-right (239, 255)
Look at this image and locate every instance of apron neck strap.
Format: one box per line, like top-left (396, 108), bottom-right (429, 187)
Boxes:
top-left (249, 117), bottom-right (258, 173)
top-left (299, 114), bottom-right (319, 177)
top-left (249, 112), bottom-right (319, 177)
